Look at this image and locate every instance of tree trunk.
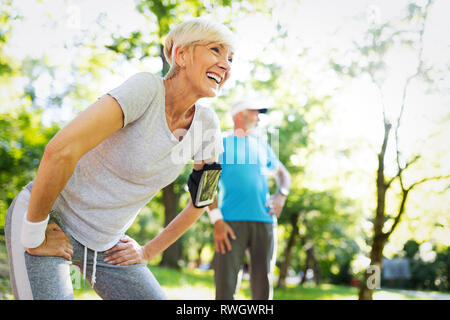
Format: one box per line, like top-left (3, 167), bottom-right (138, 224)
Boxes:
top-left (358, 121), bottom-right (391, 300)
top-left (301, 243), bottom-right (319, 284)
top-left (311, 246), bottom-right (321, 285)
top-left (358, 234), bottom-right (386, 300)
top-left (195, 243), bottom-right (205, 268)
top-left (159, 182), bottom-right (182, 269)
top-left (357, 2), bottom-right (435, 299)
top-left (159, 44), bottom-right (169, 76)
top-left (277, 214), bottom-right (299, 288)
top-left (301, 255), bottom-right (308, 284)
top-left (157, 42), bottom-right (181, 268)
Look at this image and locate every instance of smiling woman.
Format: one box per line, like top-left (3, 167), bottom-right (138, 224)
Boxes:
top-left (165, 42), bottom-right (233, 102)
top-left (4, 18), bottom-right (236, 300)
top-left (163, 18), bottom-right (235, 80)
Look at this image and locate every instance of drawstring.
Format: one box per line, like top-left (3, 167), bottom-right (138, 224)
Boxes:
top-left (82, 245), bottom-right (97, 288)
top-left (92, 250), bottom-right (97, 286)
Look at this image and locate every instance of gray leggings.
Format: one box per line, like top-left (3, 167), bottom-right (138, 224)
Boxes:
top-left (4, 183), bottom-right (167, 300)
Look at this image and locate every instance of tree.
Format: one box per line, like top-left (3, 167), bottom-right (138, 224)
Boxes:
top-left (331, 0), bottom-right (449, 299)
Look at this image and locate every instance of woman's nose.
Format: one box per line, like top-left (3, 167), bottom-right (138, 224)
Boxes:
top-left (218, 55), bottom-right (232, 72)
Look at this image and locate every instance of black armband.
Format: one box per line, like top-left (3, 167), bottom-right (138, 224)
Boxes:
top-left (188, 162), bottom-right (222, 208)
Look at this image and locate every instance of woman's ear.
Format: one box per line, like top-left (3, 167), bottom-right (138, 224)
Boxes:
top-left (173, 45), bottom-right (186, 68)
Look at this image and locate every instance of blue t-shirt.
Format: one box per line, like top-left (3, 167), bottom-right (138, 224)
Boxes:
top-left (218, 135), bottom-right (280, 223)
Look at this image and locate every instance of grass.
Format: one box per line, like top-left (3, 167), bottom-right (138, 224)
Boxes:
top-left (72, 265), bottom-right (427, 300)
top-left (1, 241), bottom-right (443, 301)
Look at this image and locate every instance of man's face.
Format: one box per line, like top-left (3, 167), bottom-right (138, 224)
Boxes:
top-left (243, 109), bottom-right (260, 130)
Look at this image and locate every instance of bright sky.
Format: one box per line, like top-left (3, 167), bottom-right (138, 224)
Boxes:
top-left (4, 0), bottom-right (449, 250)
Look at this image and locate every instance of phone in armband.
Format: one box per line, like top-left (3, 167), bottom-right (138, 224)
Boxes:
top-left (195, 168), bottom-right (221, 207)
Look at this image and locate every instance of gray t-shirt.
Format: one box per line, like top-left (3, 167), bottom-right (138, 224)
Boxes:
top-left (52, 72), bottom-right (223, 251)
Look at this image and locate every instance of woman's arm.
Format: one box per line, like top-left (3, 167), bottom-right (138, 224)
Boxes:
top-left (27, 94), bottom-right (124, 223)
top-left (143, 159), bottom-right (221, 259)
top-left (104, 158), bottom-right (218, 265)
top-left (142, 197), bottom-right (205, 261)
top-left (103, 198), bottom-right (205, 265)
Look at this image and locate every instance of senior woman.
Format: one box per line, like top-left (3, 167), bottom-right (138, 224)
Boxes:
top-left (5, 18), bottom-right (234, 300)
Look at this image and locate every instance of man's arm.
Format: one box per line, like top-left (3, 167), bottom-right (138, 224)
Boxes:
top-left (275, 162), bottom-right (291, 196)
top-left (266, 162), bottom-right (291, 218)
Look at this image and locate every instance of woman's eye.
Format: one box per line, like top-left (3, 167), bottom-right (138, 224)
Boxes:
top-left (228, 57), bottom-right (233, 63)
top-left (211, 47), bottom-right (220, 53)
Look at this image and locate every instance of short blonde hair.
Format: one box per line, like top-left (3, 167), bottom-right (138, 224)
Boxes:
top-left (163, 18), bottom-right (235, 79)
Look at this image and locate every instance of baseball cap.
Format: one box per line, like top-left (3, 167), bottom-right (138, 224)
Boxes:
top-left (230, 99), bottom-right (269, 117)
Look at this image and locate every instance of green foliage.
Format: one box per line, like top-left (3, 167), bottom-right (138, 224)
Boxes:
top-left (386, 240), bottom-right (450, 292)
top-left (105, 31), bottom-right (159, 61)
top-left (279, 187), bottom-right (360, 281)
top-left (0, 107), bottom-right (59, 226)
top-left (0, 240), bottom-right (13, 299)
top-left (0, 0), bottom-right (21, 77)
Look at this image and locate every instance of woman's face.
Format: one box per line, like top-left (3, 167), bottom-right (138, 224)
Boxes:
top-left (185, 42), bottom-right (233, 98)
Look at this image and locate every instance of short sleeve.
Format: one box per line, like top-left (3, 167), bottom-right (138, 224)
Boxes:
top-left (218, 137), bottom-right (226, 164)
top-left (107, 72), bottom-right (157, 128)
top-left (193, 108), bottom-right (224, 162)
top-left (265, 142), bottom-right (280, 172)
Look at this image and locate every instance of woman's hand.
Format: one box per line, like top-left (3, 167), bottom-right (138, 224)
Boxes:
top-left (25, 223), bottom-right (73, 261)
top-left (213, 220), bottom-right (236, 254)
top-left (104, 235), bottom-right (148, 266)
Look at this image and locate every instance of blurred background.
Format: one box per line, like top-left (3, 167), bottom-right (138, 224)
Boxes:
top-left (0, 0), bottom-right (449, 300)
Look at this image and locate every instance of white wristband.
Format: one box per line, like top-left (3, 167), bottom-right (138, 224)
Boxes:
top-left (21, 214), bottom-right (49, 249)
top-left (209, 208), bottom-right (223, 225)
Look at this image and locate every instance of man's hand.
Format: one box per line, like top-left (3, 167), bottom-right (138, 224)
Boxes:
top-left (213, 220), bottom-right (236, 254)
top-left (104, 235), bottom-right (149, 266)
top-left (26, 223), bottom-right (73, 261)
top-left (265, 193), bottom-right (287, 218)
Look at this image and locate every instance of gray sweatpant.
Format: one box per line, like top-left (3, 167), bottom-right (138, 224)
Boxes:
top-left (4, 183), bottom-right (167, 300)
top-left (213, 220), bottom-right (277, 300)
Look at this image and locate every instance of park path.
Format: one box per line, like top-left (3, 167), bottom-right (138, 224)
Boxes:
top-left (384, 288), bottom-right (450, 300)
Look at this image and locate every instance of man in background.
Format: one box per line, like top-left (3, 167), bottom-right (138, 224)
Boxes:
top-left (208, 99), bottom-right (291, 300)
